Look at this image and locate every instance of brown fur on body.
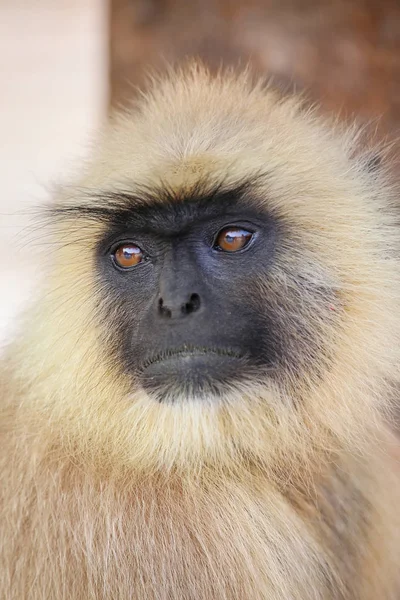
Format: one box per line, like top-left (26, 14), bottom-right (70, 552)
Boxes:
top-left (1, 64), bottom-right (400, 599)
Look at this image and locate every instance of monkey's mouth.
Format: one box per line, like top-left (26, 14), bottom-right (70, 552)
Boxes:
top-left (141, 345), bottom-right (243, 368)
top-left (139, 346), bottom-right (247, 399)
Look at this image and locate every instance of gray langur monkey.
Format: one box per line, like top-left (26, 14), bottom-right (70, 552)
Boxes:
top-left (1, 63), bottom-right (400, 599)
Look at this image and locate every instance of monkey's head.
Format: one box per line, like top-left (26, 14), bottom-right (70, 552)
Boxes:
top-left (15, 65), bottom-right (400, 473)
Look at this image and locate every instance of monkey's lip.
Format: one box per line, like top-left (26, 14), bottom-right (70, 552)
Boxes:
top-left (139, 346), bottom-right (247, 396)
top-left (140, 346), bottom-right (244, 371)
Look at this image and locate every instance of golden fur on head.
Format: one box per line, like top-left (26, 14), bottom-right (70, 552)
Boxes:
top-left (1, 63), bottom-right (400, 599)
top-left (7, 63), bottom-right (399, 474)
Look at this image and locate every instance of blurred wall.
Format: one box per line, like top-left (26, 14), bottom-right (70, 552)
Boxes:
top-left (0, 0), bottom-right (108, 345)
top-left (110, 0), bottom-right (400, 134)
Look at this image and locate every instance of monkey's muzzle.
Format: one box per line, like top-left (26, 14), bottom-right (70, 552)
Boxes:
top-left (139, 347), bottom-right (247, 400)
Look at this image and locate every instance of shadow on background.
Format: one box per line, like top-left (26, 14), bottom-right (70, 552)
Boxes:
top-left (110, 0), bottom-right (400, 136)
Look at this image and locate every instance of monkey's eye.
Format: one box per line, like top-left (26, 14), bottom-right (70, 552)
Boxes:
top-left (112, 243), bottom-right (144, 269)
top-left (214, 227), bottom-right (254, 252)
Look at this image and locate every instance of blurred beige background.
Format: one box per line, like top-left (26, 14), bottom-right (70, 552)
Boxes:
top-left (0, 0), bottom-right (108, 346)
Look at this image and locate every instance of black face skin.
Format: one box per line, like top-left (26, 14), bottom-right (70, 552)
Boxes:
top-left (95, 183), bottom-right (279, 401)
top-left (49, 179), bottom-right (339, 402)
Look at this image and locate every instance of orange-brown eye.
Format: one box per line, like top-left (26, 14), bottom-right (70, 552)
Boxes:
top-left (214, 227), bottom-right (253, 252)
top-left (113, 243), bottom-right (144, 268)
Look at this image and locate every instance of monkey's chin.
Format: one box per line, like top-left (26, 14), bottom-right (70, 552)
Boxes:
top-left (140, 352), bottom-right (246, 402)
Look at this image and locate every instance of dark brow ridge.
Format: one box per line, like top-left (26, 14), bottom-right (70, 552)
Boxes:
top-left (44, 174), bottom-right (267, 225)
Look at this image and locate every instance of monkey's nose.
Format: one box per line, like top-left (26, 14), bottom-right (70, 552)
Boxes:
top-left (158, 293), bottom-right (201, 319)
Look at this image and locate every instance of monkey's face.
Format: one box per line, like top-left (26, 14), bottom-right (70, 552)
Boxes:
top-left (36, 68), bottom-right (399, 469)
top-left (96, 187), bottom-right (280, 402)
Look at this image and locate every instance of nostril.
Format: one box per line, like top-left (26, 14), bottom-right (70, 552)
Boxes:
top-left (158, 298), bottom-right (172, 318)
top-left (182, 293), bottom-right (201, 315)
top-left (158, 294), bottom-right (200, 318)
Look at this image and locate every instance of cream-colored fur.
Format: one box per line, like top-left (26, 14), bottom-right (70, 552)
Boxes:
top-left (1, 63), bottom-right (399, 599)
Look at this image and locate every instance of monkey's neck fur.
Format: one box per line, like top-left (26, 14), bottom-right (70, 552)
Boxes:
top-left (2, 349), bottom-right (399, 599)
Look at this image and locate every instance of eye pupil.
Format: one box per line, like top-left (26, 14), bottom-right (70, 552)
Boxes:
top-left (215, 227), bottom-right (253, 252)
top-left (113, 243), bottom-right (144, 268)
